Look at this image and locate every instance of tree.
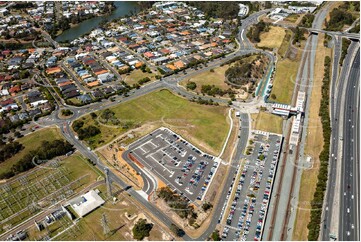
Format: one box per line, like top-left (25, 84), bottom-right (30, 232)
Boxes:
top-left (271, 94), bottom-right (276, 100)
top-left (202, 202), bottom-right (213, 212)
top-left (90, 112), bottom-right (97, 119)
top-left (211, 230), bottom-right (221, 241)
top-left (186, 81), bottom-right (197, 90)
top-left (170, 224), bottom-right (184, 237)
top-left (132, 219), bottom-right (153, 240)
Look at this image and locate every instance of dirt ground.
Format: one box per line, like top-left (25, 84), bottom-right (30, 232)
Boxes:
top-left (97, 145), bottom-right (144, 190)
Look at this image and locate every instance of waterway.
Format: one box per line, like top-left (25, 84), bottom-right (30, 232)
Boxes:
top-left (55, 1), bottom-right (139, 42)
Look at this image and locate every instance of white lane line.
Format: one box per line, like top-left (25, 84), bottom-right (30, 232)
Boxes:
top-left (241, 29), bottom-right (244, 41)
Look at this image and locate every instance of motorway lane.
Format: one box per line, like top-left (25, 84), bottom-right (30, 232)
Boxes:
top-left (339, 48), bottom-right (360, 241)
top-left (322, 41), bottom-right (359, 240)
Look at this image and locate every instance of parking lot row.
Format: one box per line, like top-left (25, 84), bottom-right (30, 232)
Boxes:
top-left (221, 133), bottom-right (282, 241)
top-left (127, 127), bottom-right (219, 202)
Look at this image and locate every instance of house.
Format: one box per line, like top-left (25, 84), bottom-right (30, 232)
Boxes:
top-left (9, 85), bottom-right (21, 95)
top-left (173, 60), bottom-right (185, 69)
top-left (91, 89), bottom-right (104, 99)
top-left (46, 66), bottom-right (62, 75)
top-left (77, 94), bottom-right (92, 103)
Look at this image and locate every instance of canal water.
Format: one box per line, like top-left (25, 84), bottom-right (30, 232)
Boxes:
top-left (55, 1), bottom-right (139, 42)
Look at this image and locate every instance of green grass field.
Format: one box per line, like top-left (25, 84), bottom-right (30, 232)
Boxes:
top-left (0, 127), bottom-right (64, 177)
top-left (251, 112), bottom-right (283, 134)
top-left (269, 57), bottom-right (300, 104)
top-left (75, 89), bottom-right (230, 155)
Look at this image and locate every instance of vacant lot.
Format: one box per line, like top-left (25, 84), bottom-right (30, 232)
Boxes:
top-left (75, 90), bottom-right (230, 155)
top-left (284, 13), bottom-right (302, 23)
top-left (257, 26), bottom-right (287, 50)
top-left (0, 127), bottom-right (64, 177)
top-left (251, 111), bottom-right (283, 134)
top-left (180, 65), bottom-right (231, 92)
top-left (292, 33), bottom-right (331, 241)
top-left (122, 69), bottom-right (157, 86)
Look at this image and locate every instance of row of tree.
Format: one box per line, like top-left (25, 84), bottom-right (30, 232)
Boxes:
top-left (0, 142), bottom-right (24, 163)
top-left (201, 85), bottom-right (236, 97)
top-left (340, 39), bottom-right (351, 66)
top-left (157, 187), bottom-right (198, 225)
top-left (190, 97), bottom-right (220, 106)
top-left (0, 140), bottom-right (74, 179)
top-left (307, 56), bottom-right (332, 240)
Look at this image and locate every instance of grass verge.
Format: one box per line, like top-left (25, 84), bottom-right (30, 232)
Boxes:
top-left (251, 111), bottom-right (283, 134)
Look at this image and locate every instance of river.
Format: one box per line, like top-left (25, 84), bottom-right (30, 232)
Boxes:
top-left (55, 1), bottom-right (140, 42)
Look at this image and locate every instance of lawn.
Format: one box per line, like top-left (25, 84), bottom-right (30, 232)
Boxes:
top-left (75, 89), bottom-right (230, 155)
top-left (292, 33), bottom-right (331, 241)
top-left (0, 127), bottom-right (64, 178)
top-left (257, 26), bottom-right (287, 50)
top-left (251, 111), bottom-right (283, 134)
top-left (122, 69), bottom-right (157, 86)
top-left (269, 57), bottom-right (300, 104)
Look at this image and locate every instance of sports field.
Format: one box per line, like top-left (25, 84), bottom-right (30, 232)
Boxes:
top-left (75, 90), bottom-right (230, 155)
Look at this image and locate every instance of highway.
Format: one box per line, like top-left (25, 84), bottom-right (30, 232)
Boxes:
top-left (339, 48), bottom-right (360, 241)
top-left (322, 41), bottom-right (359, 241)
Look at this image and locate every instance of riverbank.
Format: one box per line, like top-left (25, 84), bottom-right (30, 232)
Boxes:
top-left (55, 1), bottom-right (140, 43)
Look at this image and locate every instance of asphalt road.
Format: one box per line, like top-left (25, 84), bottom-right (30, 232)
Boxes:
top-left (339, 48), bottom-right (360, 241)
top-left (322, 41), bottom-right (359, 240)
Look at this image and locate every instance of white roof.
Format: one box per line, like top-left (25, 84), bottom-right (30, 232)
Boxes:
top-left (69, 190), bottom-right (105, 217)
